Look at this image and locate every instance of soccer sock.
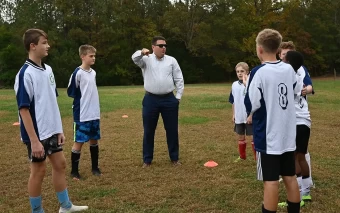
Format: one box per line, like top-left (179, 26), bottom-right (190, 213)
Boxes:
top-left (56, 188), bottom-right (72, 209)
top-left (29, 195), bottom-right (44, 213)
top-left (305, 152), bottom-right (314, 186)
top-left (302, 176), bottom-right (311, 196)
top-left (238, 140), bottom-right (246, 159)
top-left (90, 144), bottom-right (99, 170)
top-left (296, 175), bottom-right (302, 201)
top-left (262, 204), bottom-right (276, 213)
top-left (251, 141), bottom-right (256, 160)
top-left (71, 150), bottom-right (81, 174)
top-left (286, 200), bottom-right (300, 213)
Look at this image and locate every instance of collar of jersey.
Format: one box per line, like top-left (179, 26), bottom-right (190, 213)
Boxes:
top-left (263, 60), bottom-right (281, 64)
top-left (25, 59), bottom-right (46, 70)
top-left (79, 67), bottom-right (92, 72)
top-left (152, 53), bottom-right (165, 61)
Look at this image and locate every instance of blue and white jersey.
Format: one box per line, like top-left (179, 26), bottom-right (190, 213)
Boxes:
top-left (229, 80), bottom-right (247, 124)
top-left (67, 67), bottom-right (100, 122)
top-left (295, 66), bottom-right (312, 127)
top-left (14, 59), bottom-right (63, 143)
top-left (244, 61), bottom-right (299, 154)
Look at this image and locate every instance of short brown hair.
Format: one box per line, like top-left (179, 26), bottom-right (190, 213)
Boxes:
top-left (152, 36), bottom-right (166, 45)
top-left (235, 62), bottom-right (249, 73)
top-left (79, 44), bottom-right (96, 56)
top-left (256, 29), bottom-right (282, 54)
top-left (279, 41), bottom-right (296, 54)
top-left (23, 29), bottom-right (48, 52)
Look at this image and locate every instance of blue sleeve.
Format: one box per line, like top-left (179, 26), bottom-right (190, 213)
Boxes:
top-left (67, 70), bottom-right (79, 98)
top-left (229, 91), bottom-right (234, 104)
top-left (302, 66), bottom-right (312, 86)
top-left (244, 74), bottom-right (255, 116)
top-left (16, 69), bottom-right (32, 109)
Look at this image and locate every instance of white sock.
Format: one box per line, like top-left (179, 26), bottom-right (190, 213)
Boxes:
top-left (305, 152), bottom-right (314, 187)
top-left (302, 177), bottom-right (311, 196)
top-left (297, 176), bottom-right (302, 201)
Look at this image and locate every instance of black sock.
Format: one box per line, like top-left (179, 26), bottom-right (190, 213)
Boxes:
top-left (262, 204), bottom-right (276, 213)
top-left (90, 144), bottom-right (99, 170)
top-left (71, 150), bottom-right (81, 174)
top-left (302, 175), bottom-right (310, 179)
top-left (287, 200), bottom-right (300, 213)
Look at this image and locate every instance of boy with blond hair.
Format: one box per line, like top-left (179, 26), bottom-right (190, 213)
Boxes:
top-left (67, 45), bottom-right (101, 180)
top-left (14, 29), bottom-right (88, 213)
top-left (244, 29), bottom-right (301, 213)
top-left (229, 62), bottom-right (255, 162)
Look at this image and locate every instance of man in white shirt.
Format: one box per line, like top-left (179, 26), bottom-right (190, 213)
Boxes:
top-left (132, 36), bottom-right (184, 167)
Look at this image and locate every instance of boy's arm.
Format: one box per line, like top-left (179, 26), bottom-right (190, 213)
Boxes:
top-left (132, 50), bottom-right (147, 69)
top-left (228, 90), bottom-right (234, 123)
top-left (301, 66), bottom-right (314, 95)
top-left (246, 72), bottom-right (262, 114)
top-left (16, 73), bottom-right (44, 158)
top-left (67, 71), bottom-right (79, 98)
top-left (172, 58), bottom-right (184, 100)
top-left (19, 108), bottom-right (44, 158)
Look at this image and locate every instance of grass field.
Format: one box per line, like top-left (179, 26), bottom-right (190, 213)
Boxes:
top-left (0, 80), bottom-right (339, 213)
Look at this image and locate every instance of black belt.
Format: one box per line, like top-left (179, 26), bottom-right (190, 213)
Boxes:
top-left (145, 91), bottom-right (173, 97)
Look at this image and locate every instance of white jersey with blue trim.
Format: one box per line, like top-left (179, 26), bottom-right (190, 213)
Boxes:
top-left (229, 80), bottom-right (247, 124)
top-left (295, 66), bottom-right (312, 127)
top-left (67, 67), bottom-right (100, 122)
top-left (14, 59), bottom-right (63, 143)
top-left (244, 61), bottom-right (299, 155)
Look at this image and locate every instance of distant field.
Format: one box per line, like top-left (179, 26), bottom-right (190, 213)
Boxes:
top-left (0, 80), bottom-right (339, 212)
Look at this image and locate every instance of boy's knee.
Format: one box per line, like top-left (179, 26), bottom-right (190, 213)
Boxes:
top-left (31, 163), bottom-right (46, 178)
top-left (53, 157), bottom-right (66, 172)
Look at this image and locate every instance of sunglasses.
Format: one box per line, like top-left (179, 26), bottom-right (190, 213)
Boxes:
top-left (155, 44), bottom-right (167, 48)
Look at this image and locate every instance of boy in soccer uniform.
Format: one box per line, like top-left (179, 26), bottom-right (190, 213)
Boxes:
top-left (14, 29), bottom-right (88, 213)
top-left (279, 44), bottom-right (314, 202)
top-left (67, 45), bottom-right (101, 180)
top-left (229, 62), bottom-right (256, 162)
top-left (244, 29), bottom-right (301, 213)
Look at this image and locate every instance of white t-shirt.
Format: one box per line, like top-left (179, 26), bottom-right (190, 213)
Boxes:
top-left (14, 59), bottom-right (63, 142)
top-left (244, 61), bottom-right (299, 154)
top-left (67, 67), bottom-right (100, 122)
top-left (229, 80), bottom-right (247, 124)
top-left (295, 66), bottom-right (312, 127)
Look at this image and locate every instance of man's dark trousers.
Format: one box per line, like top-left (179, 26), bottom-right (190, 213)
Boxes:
top-left (142, 92), bottom-right (179, 163)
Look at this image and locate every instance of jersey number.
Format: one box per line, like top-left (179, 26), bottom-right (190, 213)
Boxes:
top-left (278, 83), bottom-right (288, 110)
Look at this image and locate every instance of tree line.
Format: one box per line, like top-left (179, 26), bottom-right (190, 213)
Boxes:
top-left (0, 0), bottom-right (339, 87)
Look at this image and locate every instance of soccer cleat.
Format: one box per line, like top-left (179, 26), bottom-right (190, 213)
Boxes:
top-left (234, 156), bottom-right (245, 163)
top-left (59, 204), bottom-right (88, 213)
top-left (278, 200), bottom-right (305, 208)
top-left (302, 194), bottom-right (312, 202)
top-left (92, 168), bottom-right (102, 176)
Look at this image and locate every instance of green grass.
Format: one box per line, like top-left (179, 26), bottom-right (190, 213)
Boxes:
top-left (0, 79), bottom-right (340, 212)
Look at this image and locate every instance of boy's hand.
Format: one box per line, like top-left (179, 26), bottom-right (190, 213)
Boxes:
top-left (31, 140), bottom-right (44, 158)
top-left (301, 86), bottom-right (307, 96)
top-left (242, 74), bottom-right (248, 86)
top-left (246, 115), bottom-right (252, 124)
top-left (141, 48), bottom-right (150, 56)
top-left (57, 133), bottom-right (65, 145)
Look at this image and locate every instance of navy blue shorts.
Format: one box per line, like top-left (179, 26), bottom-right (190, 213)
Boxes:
top-left (73, 119), bottom-right (101, 142)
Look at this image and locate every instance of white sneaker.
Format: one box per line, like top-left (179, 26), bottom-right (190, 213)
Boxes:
top-left (59, 204), bottom-right (88, 213)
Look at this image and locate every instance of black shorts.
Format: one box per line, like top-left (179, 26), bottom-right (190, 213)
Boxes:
top-left (296, 125), bottom-right (310, 154)
top-left (234, 123), bottom-right (253, 136)
top-left (257, 151), bottom-right (295, 181)
top-left (26, 134), bottom-right (63, 162)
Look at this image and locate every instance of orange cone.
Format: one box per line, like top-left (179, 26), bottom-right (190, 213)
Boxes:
top-left (204, 160), bottom-right (218, 168)
top-left (13, 122), bottom-right (20, 126)
top-left (122, 115), bottom-right (128, 118)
